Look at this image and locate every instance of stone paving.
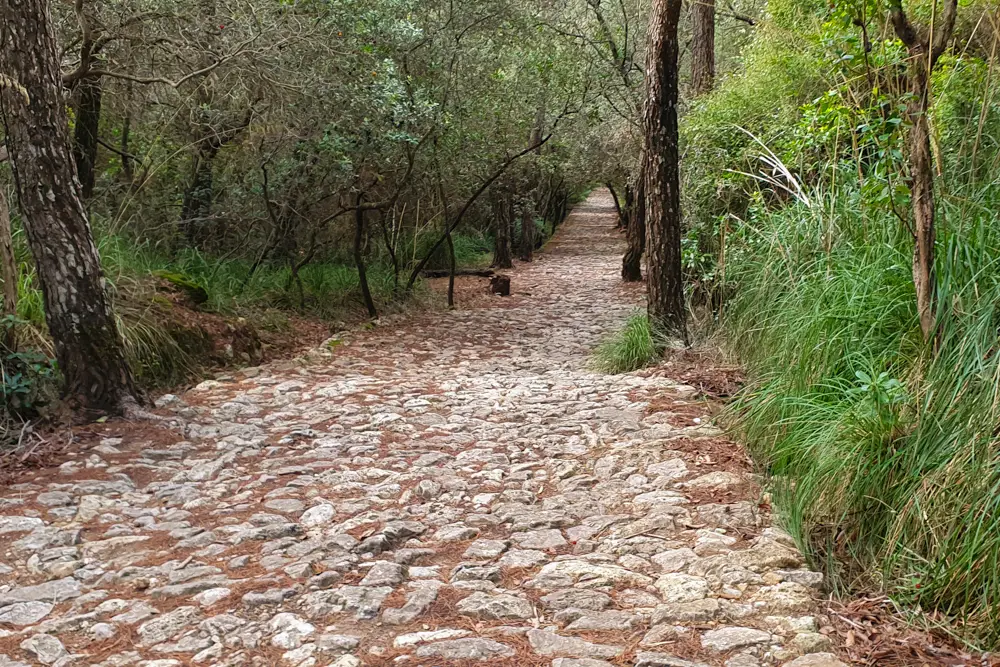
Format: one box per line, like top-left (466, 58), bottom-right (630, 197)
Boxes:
top-left (0, 191), bottom-right (848, 666)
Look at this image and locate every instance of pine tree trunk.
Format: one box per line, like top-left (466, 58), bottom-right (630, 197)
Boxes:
top-left (691, 0), bottom-right (716, 97)
top-left (0, 0), bottom-right (142, 415)
top-left (644, 0), bottom-right (686, 336)
top-left (73, 75), bottom-right (102, 199)
top-left (607, 183), bottom-right (625, 228)
top-left (446, 231), bottom-right (456, 309)
top-left (622, 170), bottom-right (646, 281)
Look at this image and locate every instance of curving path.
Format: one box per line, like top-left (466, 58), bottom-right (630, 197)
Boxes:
top-left (0, 191), bottom-right (846, 667)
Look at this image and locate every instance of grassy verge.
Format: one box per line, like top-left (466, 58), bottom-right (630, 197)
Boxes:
top-left (722, 182), bottom-right (1000, 647)
top-left (2, 228), bottom-right (492, 418)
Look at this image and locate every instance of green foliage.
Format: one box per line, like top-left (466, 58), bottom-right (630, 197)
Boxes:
top-left (720, 180), bottom-right (1000, 645)
top-left (592, 312), bottom-right (665, 374)
top-left (0, 317), bottom-right (56, 418)
top-left (680, 0), bottom-right (1000, 647)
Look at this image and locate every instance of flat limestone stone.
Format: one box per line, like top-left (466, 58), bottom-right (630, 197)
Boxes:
top-left (414, 638), bottom-right (514, 660)
top-left (527, 629), bottom-right (623, 659)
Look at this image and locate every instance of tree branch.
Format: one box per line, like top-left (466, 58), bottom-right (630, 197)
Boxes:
top-left (888, 0), bottom-right (921, 48)
top-left (931, 0), bottom-right (958, 60)
top-left (96, 137), bottom-right (137, 161)
top-left (405, 133), bottom-right (556, 290)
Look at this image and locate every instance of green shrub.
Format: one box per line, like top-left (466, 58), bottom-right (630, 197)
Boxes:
top-left (0, 316), bottom-right (56, 419)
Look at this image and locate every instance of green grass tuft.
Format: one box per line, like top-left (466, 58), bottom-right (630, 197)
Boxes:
top-left (592, 312), bottom-right (665, 374)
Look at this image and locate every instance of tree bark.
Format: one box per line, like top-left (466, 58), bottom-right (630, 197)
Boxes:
top-left (691, 0), bottom-right (716, 97)
top-left (0, 188), bottom-right (18, 351)
top-left (644, 0), bottom-right (686, 336)
top-left (0, 0), bottom-right (142, 415)
top-left (72, 75), bottom-right (102, 198)
top-left (622, 171), bottom-right (646, 282)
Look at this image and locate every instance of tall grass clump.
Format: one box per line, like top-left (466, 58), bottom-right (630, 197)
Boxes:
top-left (722, 179), bottom-right (1000, 646)
top-left (592, 312), bottom-right (665, 374)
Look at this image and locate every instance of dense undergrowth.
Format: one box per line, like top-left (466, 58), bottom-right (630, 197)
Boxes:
top-left (677, 0), bottom-right (1000, 649)
top-left (1, 223), bottom-right (497, 417)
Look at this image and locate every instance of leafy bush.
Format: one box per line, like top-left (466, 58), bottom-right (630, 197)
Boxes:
top-left (0, 317), bottom-right (56, 418)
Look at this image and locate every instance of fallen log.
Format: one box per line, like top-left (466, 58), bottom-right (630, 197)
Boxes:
top-left (421, 268), bottom-right (495, 278)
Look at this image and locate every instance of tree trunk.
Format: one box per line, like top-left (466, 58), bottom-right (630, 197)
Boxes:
top-left (519, 198), bottom-right (535, 263)
top-left (644, 0), bottom-right (687, 336)
top-left (907, 60), bottom-right (936, 341)
top-left (888, 0), bottom-right (957, 342)
top-left (607, 182), bottom-right (625, 228)
top-left (353, 198), bottom-right (378, 320)
top-left (0, 189), bottom-right (18, 351)
top-left (446, 231), bottom-right (456, 309)
top-left (180, 143), bottom-right (218, 249)
top-left (0, 0), bottom-right (142, 415)
top-left (691, 0), bottom-right (716, 97)
top-left (121, 80), bottom-right (134, 182)
top-left (72, 75), bottom-right (102, 199)
top-left (492, 192), bottom-right (513, 269)
top-left (519, 215), bottom-right (535, 262)
top-left (622, 172), bottom-right (646, 282)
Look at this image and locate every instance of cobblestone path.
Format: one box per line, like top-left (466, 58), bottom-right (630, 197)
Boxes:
top-left (0, 191), bottom-right (847, 667)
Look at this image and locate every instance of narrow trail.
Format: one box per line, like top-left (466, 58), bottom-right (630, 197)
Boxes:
top-left (0, 191), bottom-right (845, 667)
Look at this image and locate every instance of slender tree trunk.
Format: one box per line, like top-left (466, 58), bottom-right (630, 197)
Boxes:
top-left (644, 0), bottom-right (686, 336)
top-left (888, 0), bottom-right (957, 342)
top-left (622, 172), bottom-right (647, 282)
top-left (492, 192), bottom-right (513, 269)
top-left (446, 231), bottom-right (456, 309)
top-left (607, 183), bottom-right (625, 228)
top-left (519, 206), bottom-right (535, 263)
top-left (691, 0), bottom-right (716, 97)
top-left (0, 189), bottom-right (18, 351)
top-left (907, 60), bottom-right (936, 341)
top-left (353, 198), bottom-right (378, 320)
top-left (0, 0), bottom-right (142, 415)
top-left (121, 80), bottom-right (134, 182)
top-left (377, 210), bottom-right (400, 289)
top-left (180, 143), bottom-right (218, 249)
top-left (72, 75), bottom-right (102, 199)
